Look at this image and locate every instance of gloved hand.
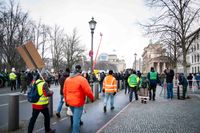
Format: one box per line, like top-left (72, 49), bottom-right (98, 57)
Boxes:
top-left (113, 92), bottom-right (116, 96)
top-left (102, 89), bottom-right (105, 93)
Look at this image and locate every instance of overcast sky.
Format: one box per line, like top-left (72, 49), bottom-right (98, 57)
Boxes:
top-left (18, 0), bottom-right (153, 68)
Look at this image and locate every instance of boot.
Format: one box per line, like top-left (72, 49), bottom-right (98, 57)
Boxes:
top-left (103, 106), bottom-right (107, 113)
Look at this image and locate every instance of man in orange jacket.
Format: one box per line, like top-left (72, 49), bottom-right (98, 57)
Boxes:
top-left (63, 65), bottom-right (95, 133)
top-left (102, 70), bottom-right (117, 113)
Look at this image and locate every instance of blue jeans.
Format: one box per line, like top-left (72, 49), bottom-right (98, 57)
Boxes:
top-left (99, 82), bottom-right (103, 93)
top-left (167, 83), bottom-right (173, 99)
top-left (104, 93), bottom-right (114, 108)
top-left (129, 87), bottom-right (138, 102)
top-left (70, 106), bottom-right (83, 133)
top-left (57, 95), bottom-right (64, 113)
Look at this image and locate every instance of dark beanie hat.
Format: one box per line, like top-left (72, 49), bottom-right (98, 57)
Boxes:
top-left (75, 65), bottom-right (82, 73)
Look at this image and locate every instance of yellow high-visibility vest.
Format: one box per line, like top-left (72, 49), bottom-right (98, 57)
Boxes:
top-left (33, 79), bottom-right (49, 105)
top-left (9, 72), bottom-right (17, 80)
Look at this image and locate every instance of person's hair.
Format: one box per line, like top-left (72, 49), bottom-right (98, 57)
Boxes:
top-left (109, 70), bottom-right (113, 75)
top-left (35, 73), bottom-right (40, 80)
top-left (132, 70), bottom-right (136, 74)
top-left (65, 67), bottom-right (70, 73)
top-left (75, 65), bottom-right (82, 73)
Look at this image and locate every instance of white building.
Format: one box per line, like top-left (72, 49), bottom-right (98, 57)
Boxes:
top-left (142, 43), bottom-right (171, 74)
top-left (98, 53), bottom-right (126, 72)
top-left (98, 53), bottom-right (109, 61)
top-left (177, 28), bottom-right (200, 74)
top-left (189, 32), bottom-right (200, 73)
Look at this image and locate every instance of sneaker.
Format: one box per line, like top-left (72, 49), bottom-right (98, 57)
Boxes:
top-left (80, 120), bottom-right (83, 126)
top-left (56, 113), bottom-right (61, 118)
top-left (111, 107), bottom-right (115, 110)
top-left (180, 97), bottom-right (185, 100)
top-left (103, 106), bottom-right (107, 113)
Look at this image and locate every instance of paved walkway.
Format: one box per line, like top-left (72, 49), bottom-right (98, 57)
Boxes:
top-left (0, 86), bottom-right (200, 133)
top-left (98, 94), bottom-right (200, 133)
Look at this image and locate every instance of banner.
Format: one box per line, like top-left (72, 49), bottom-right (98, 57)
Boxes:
top-left (17, 41), bottom-right (45, 70)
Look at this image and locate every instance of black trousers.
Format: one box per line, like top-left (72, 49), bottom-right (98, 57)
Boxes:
top-left (149, 84), bottom-right (157, 100)
top-left (129, 87), bottom-right (138, 102)
top-left (28, 107), bottom-right (51, 133)
top-left (10, 80), bottom-right (16, 91)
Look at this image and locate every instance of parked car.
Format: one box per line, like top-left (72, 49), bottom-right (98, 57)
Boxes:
top-left (0, 72), bottom-right (9, 88)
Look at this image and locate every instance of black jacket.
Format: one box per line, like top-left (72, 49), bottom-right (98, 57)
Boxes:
top-left (164, 69), bottom-right (174, 83)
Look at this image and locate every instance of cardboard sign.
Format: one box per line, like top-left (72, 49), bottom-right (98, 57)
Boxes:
top-left (17, 41), bottom-right (45, 70)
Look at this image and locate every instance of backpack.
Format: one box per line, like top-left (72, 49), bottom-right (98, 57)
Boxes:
top-left (27, 81), bottom-right (43, 103)
top-left (141, 79), bottom-right (148, 88)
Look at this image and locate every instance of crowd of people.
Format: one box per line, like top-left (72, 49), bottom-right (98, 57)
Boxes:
top-left (4, 66), bottom-right (200, 133)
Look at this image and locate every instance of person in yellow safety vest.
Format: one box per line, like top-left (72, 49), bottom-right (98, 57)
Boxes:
top-left (147, 67), bottom-right (159, 101)
top-left (28, 72), bottom-right (55, 133)
top-left (102, 70), bottom-right (117, 113)
top-left (128, 70), bottom-right (139, 102)
top-left (9, 70), bottom-right (17, 91)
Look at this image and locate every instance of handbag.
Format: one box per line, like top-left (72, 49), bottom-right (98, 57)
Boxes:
top-left (66, 107), bottom-right (73, 116)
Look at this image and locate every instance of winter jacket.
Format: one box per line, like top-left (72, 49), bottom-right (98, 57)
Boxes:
top-left (59, 72), bottom-right (70, 95)
top-left (63, 73), bottom-right (95, 107)
top-left (103, 74), bottom-right (117, 93)
top-left (164, 69), bottom-right (174, 83)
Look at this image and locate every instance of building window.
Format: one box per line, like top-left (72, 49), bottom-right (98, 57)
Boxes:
top-left (194, 45), bottom-right (196, 51)
top-left (195, 67), bottom-right (197, 73)
top-left (191, 47), bottom-right (193, 52)
top-left (198, 66), bottom-right (200, 73)
top-left (195, 55), bottom-right (197, 63)
top-left (192, 67), bottom-right (194, 73)
top-left (197, 43), bottom-right (199, 50)
top-left (197, 54), bottom-right (200, 62)
top-left (192, 56), bottom-right (193, 63)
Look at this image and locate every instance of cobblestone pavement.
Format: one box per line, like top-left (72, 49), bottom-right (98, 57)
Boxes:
top-left (98, 94), bottom-right (200, 133)
top-left (1, 86), bottom-right (200, 133)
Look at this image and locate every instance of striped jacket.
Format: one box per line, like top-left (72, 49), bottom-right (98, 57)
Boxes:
top-left (103, 74), bottom-right (117, 93)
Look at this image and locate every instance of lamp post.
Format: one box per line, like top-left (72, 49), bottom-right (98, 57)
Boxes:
top-left (134, 53), bottom-right (137, 70)
top-left (89, 17), bottom-right (97, 83)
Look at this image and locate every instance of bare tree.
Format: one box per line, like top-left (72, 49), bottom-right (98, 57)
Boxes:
top-left (63, 28), bottom-right (86, 69)
top-left (0, 0), bottom-right (30, 70)
top-left (143, 0), bottom-right (200, 74)
top-left (30, 20), bottom-right (50, 59)
top-left (49, 25), bottom-right (65, 72)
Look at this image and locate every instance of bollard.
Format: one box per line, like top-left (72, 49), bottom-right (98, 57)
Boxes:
top-left (8, 94), bottom-right (19, 131)
top-left (120, 80), bottom-right (123, 90)
top-left (93, 83), bottom-right (99, 99)
top-left (177, 85), bottom-right (180, 99)
top-left (48, 95), bottom-right (53, 117)
top-left (86, 83), bottom-right (93, 103)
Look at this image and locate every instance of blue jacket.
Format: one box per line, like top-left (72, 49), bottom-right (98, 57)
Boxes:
top-left (178, 74), bottom-right (188, 86)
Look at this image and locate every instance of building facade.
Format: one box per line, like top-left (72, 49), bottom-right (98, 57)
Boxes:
top-left (190, 39), bottom-right (200, 73)
top-left (189, 30), bottom-right (200, 74)
top-left (176, 28), bottom-right (200, 74)
top-left (142, 43), bottom-right (171, 74)
top-left (98, 53), bottom-right (126, 72)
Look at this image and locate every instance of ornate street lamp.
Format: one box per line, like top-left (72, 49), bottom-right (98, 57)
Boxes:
top-left (89, 17), bottom-right (97, 83)
top-left (134, 53), bottom-right (137, 70)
